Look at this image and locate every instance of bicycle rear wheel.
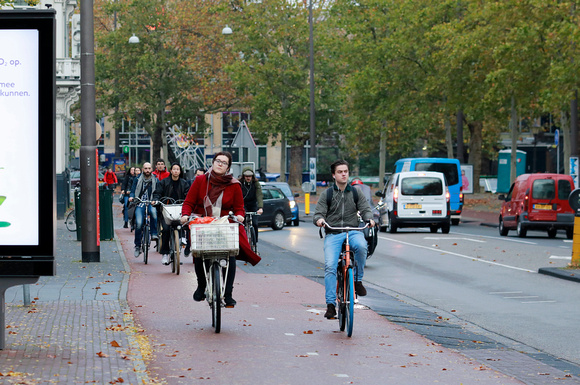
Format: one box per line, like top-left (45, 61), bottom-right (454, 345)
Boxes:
top-left (173, 229), bottom-right (180, 275)
top-left (337, 263), bottom-right (346, 331)
top-left (143, 225), bottom-right (149, 264)
top-left (345, 267), bottom-right (355, 337)
top-left (211, 262), bottom-right (221, 333)
top-left (65, 210), bottom-right (77, 232)
top-left (249, 226), bottom-right (257, 253)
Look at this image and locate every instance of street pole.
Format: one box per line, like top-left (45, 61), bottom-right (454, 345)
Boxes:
top-left (80, 0), bottom-right (100, 262)
top-left (308, 0), bottom-right (316, 159)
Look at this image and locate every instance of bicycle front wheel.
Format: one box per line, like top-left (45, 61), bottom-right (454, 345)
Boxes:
top-left (143, 225), bottom-right (149, 264)
top-left (211, 262), bottom-right (221, 333)
top-left (337, 264), bottom-right (346, 331)
top-left (249, 226), bottom-right (257, 253)
top-left (173, 229), bottom-right (180, 275)
top-left (345, 267), bottom-right (355, 337)
top-left (65, 210), bottom-right (77, 232)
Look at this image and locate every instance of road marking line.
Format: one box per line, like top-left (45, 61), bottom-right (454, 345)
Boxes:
top-left (334, 374), bottom-right (349, 378)
top-left (522, 300), bottom-right (557, 304)
top-left (503, 296), bottom-right (539, 299)
top-left (424, 237), bottom-right (486, 243)
top-left (550, 256), bottom-right (572, 260)
top-left (285, 333), bottom-right (295, 336)
top-left (451, 231), bottom-right (537, 245)
top-left (307, 352), bottom-right (319, 356)
top-left (378, 235), bottom-right (536, 273)
top-left (490, 291), bottom-right (522, 294)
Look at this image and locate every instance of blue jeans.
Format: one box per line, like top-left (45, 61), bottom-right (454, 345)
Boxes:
top-left (324, 231), bottom-right (367, 305)
top-left (134, 204), bottom-right (158, 247)
top-left (123, 196), bottom-right (130, 222)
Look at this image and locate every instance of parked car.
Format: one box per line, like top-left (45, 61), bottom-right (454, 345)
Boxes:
top-left (263, 182), bottom-right (300, 226)
top-left (375, 171), bottom-right (451, 233)
top-left (258, 185), bottom-right (293, 230)
top-left (70, 170), bottom-right (105, 187)
top-left (498, 173), bottom-right (575, 239)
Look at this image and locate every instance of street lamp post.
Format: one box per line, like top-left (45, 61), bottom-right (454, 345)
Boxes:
top-left (308, 0), bottom-right (316, 160)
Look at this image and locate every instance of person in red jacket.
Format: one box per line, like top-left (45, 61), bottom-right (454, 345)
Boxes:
top-left (152, 158), bottom-right (170, 181)
top-left (181, 151), bottom-right (261, 307)
top-left (103, 167), bottom-right (118, 190)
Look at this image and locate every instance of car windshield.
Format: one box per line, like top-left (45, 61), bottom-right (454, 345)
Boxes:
top-left (271, 183), bottom-right (293, 199)
top-left (532, 179), bottom-right (555, 200)
top-left (415, 163), bottom-right (458, 186)
top-left (401, 177), bottom-right (443, 196)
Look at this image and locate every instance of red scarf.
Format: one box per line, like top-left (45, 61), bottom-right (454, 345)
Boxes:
top-left (205, 170), bottom-right (240, 213)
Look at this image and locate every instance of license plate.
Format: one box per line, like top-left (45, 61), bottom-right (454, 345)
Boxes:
top-left (405, 203), bottom-right (422, 209)
top-left (533, 204), bottom-right (552, 210)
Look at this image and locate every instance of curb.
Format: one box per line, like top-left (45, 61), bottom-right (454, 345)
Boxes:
top-left (538, 267), bottom-right (580, 283)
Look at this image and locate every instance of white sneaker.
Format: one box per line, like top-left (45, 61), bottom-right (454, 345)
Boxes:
top-left (161, 255), bottom-right (170, 265)
top-left (181, 237), bottom-right (187, 246)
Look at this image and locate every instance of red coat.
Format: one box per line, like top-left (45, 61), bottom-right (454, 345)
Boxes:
top-left (182, 174), bottom-right (261, 266)
top-left (104, 170), bottom-right (117, 185)
top-left (153, 169), bottom-right (170, 181)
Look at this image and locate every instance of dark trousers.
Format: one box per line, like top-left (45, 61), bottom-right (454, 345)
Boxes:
top-left (194, 256), bottom-right (236, 297)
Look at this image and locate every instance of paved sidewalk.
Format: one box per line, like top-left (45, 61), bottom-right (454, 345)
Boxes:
top-left (1, 221), bottom-right (149, 384)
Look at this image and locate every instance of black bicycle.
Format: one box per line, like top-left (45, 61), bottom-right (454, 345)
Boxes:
top-left (160, 200), bottom-right (184, 275)
top-left (244, 211), bottom-right (259, 253)
top-left (132, 198), bottom-right (157, 264)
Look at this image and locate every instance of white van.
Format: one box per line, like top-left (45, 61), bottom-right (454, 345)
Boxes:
top-left (376, 171), bottom-right (451, 233)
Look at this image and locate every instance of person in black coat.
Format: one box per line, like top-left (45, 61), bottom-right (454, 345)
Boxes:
top-left (121, 167), bottom-right (136, 228)
top-left (152, 163), bottom-right (190, 265)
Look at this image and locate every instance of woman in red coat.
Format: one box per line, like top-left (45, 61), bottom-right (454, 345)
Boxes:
top-left (181, 151), bottom-right (261, 307)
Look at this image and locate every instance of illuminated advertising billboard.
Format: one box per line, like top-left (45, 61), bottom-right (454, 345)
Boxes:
top-left (0, 11), bottom-right (55, 256)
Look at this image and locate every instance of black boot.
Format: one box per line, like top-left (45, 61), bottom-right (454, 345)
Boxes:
top-left (224, 256), bottom-right (237, 307)
top-left (193, 258), bottom-right (206, 301)
top-left (123, 221), bottom-right (128, 228)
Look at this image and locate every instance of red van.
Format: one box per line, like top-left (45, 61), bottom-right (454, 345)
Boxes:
top-left (498, 173), bottom-right (575, 238)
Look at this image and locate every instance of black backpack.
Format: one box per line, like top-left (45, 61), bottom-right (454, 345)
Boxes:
top-left (325, 186), bottom-right (378, 258)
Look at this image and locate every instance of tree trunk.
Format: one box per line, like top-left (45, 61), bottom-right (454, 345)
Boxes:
top-left (445, 115), bottom-right (453, 159)
top-left (152, 123), bottom-right (163, 163)
top-left (561, 111), bottom-right (571, 174)
top-left (468, 120), bottom-right (483, 193)
top-left (456, 110), bottom-right (464, 163)
top-left (289, 146), bottom-right (303, 187)
top-left (510, 95), bottom-right (518, 185)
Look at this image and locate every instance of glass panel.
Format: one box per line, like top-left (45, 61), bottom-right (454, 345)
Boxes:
top-left (532, 179), bottom-right (555, 199)
top-left (401, 177), bottom-right (443, 196)
top-left (415, 163), bottom-right (459, 186)
top-left (558, 179), bottom-right (572, 200)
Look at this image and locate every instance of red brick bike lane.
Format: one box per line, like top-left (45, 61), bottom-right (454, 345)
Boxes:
top-left (116, 227), bottom-right (523, 385)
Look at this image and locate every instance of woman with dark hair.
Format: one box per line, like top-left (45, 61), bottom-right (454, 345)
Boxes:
top-left (153, 162), bottom-right (190, 265)
top-left (181, 152), bottom-right (261, 307)
top-left (121, 167), bottom-right (136, 228)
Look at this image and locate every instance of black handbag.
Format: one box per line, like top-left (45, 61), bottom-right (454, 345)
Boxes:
top-left (363, 224), bottom-right (378, 258)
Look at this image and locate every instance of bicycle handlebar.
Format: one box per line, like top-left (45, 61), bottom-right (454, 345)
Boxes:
top-left (322, 222), bottom-right (369, 232)
top-left (131, 197), bottom-right (158, 205)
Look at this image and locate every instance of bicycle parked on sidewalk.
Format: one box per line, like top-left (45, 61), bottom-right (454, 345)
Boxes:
top-left (244, 211), bottom-right (259, 253)
top-left (132, 197), bottom-right (157, 264)
top-left (159, 199), bottom-right (185, 275)
top-left (65, 185), bottom-right (81, 232)
top-left (321, 221), bottom-right (369, 337)
top-left (189, 213), bottom-right (240, 333)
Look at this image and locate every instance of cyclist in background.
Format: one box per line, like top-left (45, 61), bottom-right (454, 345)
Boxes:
top-left (238, 168), bottom-right (263, 241)
top-left (153, 158), bottom-right (170, 181)
top-left (130, 162), bottom-right (160, 257)
top-left (153, 162), bottom-right (190, 265)
top-left (314, 160), bottom-right (375, 319)
top-left (121, 167), bottom-right (136, 228)
top-left (104, 167), bottom-right (118, 190)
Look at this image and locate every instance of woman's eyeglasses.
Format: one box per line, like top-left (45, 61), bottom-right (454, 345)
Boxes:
top-left (214, 159), bottom-right (228, 166)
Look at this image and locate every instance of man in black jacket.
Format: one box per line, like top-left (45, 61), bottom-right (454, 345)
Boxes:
top-left (153, 163), bottom-right (190, 265)
top-left (239, 168), bottom-right (263, 241)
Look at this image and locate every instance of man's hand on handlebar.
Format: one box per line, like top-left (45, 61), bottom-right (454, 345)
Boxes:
top-left (236, 215), bottom-right (244, 223)
top-left (316, 218), bottom-right (325, 227)
top-left (180, 215), bottom-right (189, 225)
top-left (369, 219), bottom-right (376, 227)
top-left (257, 208), bottom-right (263, 215)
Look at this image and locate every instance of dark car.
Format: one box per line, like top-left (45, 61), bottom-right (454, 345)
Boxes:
top-left (258, 185), bottom-right (293, 230)
top-left (263, 182), bottom-right (300, 226)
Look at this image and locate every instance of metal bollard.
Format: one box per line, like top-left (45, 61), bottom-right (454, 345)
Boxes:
top-left (305, 193), bottom-right (310, 215)
top-left (22, 284), bottom-right (31, 306)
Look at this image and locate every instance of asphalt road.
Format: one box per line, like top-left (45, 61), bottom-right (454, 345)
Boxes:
top-left (257, 219), bottom-right (580, 374)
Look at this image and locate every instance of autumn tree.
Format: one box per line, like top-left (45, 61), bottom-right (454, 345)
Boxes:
top-left (95, 0), bottom-right (236, 161)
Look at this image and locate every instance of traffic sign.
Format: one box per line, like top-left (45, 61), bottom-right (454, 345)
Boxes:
top-left (555, 129), bottom-right (559, 146)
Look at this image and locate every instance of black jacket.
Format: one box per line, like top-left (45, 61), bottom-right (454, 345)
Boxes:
top-left (152, 177), bottom-right (190, 203)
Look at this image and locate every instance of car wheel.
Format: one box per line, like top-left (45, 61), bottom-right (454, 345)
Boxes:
top-left (566, 227), bottom-right (573, 239)
top-left (499, 217), bottom-right (509, 236)
top-left (441, 224), bottom-right (450, 234)
top-left (451, 219), bottom-right (460, 226)
top-left (293, 218), bottom-right (299, 226)
top-left (387, 213), bottom-right (397, 233)
top-left (547, 228), bottom-right (557, 238)
top-left (516, 219), bottom-right (527, 238)
top-left (272, 211), bottom-right (285, 230)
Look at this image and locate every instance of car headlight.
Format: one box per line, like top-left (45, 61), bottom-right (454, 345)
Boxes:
top-left (289, 201), bottom-right (296, 209)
